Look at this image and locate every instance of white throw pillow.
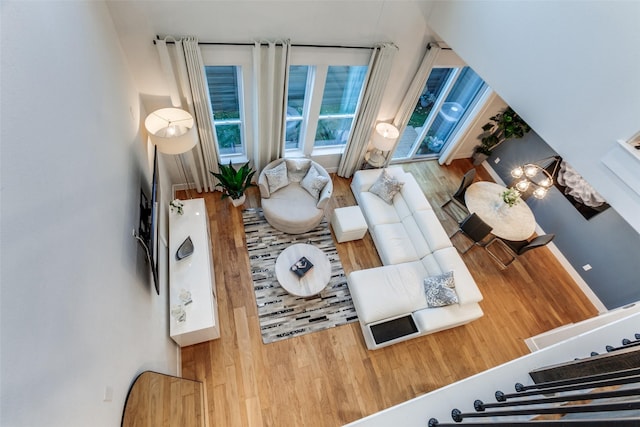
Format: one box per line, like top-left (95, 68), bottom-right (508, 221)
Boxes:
top-left (301, 165), bottom-right (329, 199)
top-left (423, 271), bottom-right (458, 308)
top-left (264, 161), bottom-right (289, 194)
top-left (369, 169), bottom-right (404, 204)
top-left (285, 158), bottom-right (312, 183)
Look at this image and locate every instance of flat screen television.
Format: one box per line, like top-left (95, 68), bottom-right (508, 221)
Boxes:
top-left (136, 146), bottom-right (160, 295)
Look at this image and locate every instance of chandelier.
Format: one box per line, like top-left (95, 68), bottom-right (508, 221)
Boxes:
top-left (510, 157), bottom-right (559, 199)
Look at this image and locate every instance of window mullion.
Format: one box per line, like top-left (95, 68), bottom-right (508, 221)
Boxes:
top-left (420, 68), bottom-right (461, 137)
top-left (239, 65), bottom-right (252, 161)
top-left (302, 65), bottom-right (327, 155)
top-left (409, 67), bottom-right (462, 158)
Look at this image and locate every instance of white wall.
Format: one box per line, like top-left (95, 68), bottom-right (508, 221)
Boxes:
top-left (428, 0), bottom-right (640, 234)
top-left (0, 2), bottom-right (178, 426)
top-left (106, 0), bottom-right (438, 177)
top-left (107, 0), bottom-right (435, 119)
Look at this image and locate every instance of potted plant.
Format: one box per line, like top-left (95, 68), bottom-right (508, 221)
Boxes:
top-left (210, 161), bottom-right (256, 207)
top-left (472, 106), bottom-right (531, 165)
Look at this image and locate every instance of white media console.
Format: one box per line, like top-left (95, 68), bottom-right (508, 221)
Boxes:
top-left (168, 198), bottom-right (220, 347)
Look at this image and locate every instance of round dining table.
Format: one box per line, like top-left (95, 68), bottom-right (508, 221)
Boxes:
top-left (464, 181), bottom-right (536, 241)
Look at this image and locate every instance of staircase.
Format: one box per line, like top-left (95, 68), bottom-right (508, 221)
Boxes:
top-left (429, 341), bottom-right (640, 425)
top-left (345, 312), bottom-right (640, 427)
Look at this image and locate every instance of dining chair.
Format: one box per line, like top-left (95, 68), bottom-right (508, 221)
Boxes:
top-left (442, 168), bottom-right (476, 220)
top-left (449, 212), bottom-right (493, 254)
top-left (485, 233), bottom-right (556, 268)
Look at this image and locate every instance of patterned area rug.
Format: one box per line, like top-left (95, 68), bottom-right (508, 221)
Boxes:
top-left (242, 208), bottom-right (358, 344)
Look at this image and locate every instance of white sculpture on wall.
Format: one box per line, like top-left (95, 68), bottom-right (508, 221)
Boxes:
top-left (557, 161), bottom-right (607, 208)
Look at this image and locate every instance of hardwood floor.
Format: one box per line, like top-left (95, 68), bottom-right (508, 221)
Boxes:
top-left (122, 371), bottom-right (206, 427)
top-left (180, 159), bottom-right (598, 427)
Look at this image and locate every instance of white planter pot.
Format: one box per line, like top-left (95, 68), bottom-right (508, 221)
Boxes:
top-left (230, 194), bottom-right (246, 207)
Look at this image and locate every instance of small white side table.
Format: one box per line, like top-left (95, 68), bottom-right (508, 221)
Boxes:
top-left (331, 206), bottom-right (368, 243)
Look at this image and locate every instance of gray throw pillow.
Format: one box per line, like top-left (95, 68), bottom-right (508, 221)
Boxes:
top-left (286, 158), bottom-right (312, 183)
top-left (301, 165), bottom-right (330, 199)
top-left (264, 161), bottom-right (289, 194)
top-left (423, 271), bottom-right (458, 308)
top-left (369, 169), bottom-right (404, 204)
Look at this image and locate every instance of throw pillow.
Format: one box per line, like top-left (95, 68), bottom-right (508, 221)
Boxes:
top-left (301, 165), bottom-right (330, 199)
top-left (264, 161), bottom-right (289, 194)
top-left (423, 271), bottom-right (458, 308)
top-left (285, 158), bottom-right (312, 183)
top-left (369, 169), bottom-right (404, 204)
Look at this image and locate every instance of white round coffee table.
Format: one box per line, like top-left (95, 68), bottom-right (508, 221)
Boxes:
top-left (274, 243), bottom-right (331, 297)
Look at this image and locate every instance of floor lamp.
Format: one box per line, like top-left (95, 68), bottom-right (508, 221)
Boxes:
top-left (144, 108), bottom-right (197, 199)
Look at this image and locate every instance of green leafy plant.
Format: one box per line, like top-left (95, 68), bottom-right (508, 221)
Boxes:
top-left (501, 188), bottom-right (521, 207)
top-left (169, 199), bottom-right (184, 215)
top-left (474, 106), bottom-right (531, 155)
top-left (210, 161), bottom-right (256, 200)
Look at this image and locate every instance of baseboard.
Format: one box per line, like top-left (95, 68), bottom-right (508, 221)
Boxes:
top-left (171, 182), bottom-right (198, 199)
top-left (176, 345), bottom-right (182, 377)
top-left (543, 241), bottom-right (607, 313)
top-left (524, 301), bottom-right (639, 351)
top-left (481, 162), bottom-right (608, 314)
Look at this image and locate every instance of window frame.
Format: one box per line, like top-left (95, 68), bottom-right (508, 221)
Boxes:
top-left (392, 51), bottom-right (491, 163)
top-left (200, 45), bottom-right (254, 164)
top-left (287, 47), bottom-right (371, 158)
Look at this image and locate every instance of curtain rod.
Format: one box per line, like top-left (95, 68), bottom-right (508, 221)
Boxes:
top-left (154, 36), bottom-right (374, 50)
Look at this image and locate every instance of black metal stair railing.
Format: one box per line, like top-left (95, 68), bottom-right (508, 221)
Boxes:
top-left (447, 400), bottom-right (640, 423)
top-left (495, 372), bottom-right (640, 402)
top-left (513, 366), bottom-right (640, 393)
top-left (529, 340), bottom-right (640, 384)
top-left (606, 333), bottom-right (640, 353)
top-left (429, 419), bottom-right (640, 426)
top-left (427, 338), bottom-right (640, 426)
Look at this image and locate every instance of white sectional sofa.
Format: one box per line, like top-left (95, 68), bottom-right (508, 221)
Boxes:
top-left (347, 167), bottom-right (484, 349)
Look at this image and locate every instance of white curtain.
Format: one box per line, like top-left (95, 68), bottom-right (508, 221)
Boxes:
top-left (337, 43), bottom-right (398, 178)
top-left (181, 37), bottom-right (221, 192)
top-left (392, 43), bottom-right (441, 154)
top-left (155, 39), bottom-right (182, 108)
top-left (252, 40), bottom-right (291, 173)
top-left (154, 38), bottom-right (204, 193)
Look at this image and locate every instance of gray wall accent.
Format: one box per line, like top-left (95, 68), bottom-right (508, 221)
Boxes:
top-left (489, 133), bottom-right (640, 309)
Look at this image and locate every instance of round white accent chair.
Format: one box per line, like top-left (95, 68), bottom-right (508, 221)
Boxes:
top-left (258, 158), bottom-right (333, 234)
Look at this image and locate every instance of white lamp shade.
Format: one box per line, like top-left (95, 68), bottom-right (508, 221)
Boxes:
top-left (145, 108), bottom-right (197, 155)
top-left (372, 122), bottom-right (399, 152)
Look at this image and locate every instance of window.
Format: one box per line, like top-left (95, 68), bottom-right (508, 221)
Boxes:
top-left (393, 66), bottom-right (488, 161)
top-left (201, 46), bottom-right (368, 160)
top-left (201, 45), bottom-right (253, 162)
top-left (285, 65), bottom-right (309, 150)
top-left (205, 66), bottom-right (245, 156)
top-left (286, 47), bottom-right (370, 156)
top-left (315, 65), bottom-right (367, 147)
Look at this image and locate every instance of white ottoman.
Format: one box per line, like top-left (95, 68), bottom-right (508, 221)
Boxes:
top-left (331, 206), bottom-right (368, 243)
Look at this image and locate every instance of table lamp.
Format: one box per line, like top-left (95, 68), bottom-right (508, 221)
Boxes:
top-left (369, 122), bottom-right (399, 166)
